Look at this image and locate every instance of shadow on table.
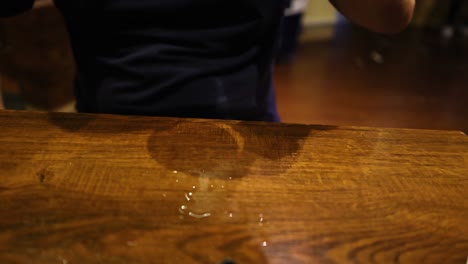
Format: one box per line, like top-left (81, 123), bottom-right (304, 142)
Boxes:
top-left (45, 111), bottom-right (337, 179)
top-left (147, 121), bottom-right (336, 179)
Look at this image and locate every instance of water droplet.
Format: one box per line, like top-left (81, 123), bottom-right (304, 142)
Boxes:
top-left (229, 177), bottom-right (232, 180)
top-left (58, 256), bottom-right (68, 264)
top-left (229, 213), bottom-right (233, 218)
top-left (258, 215), bottom-right (264, 226)
top-left (262, 241), bottom-right (267, 247)
top-left (192, 186), bottom-right (196, 189)
top-left (175, 179), bottom-right (179, 183)
top-left (221, 185), bottom-right (225, 189)
top-left (188, 212), bottom-right (211, 219)
top-left (184, 193), bottom-right (191, 201)
top-left (173, 170), bottom-right (178, 174)
top-left (162, 193), bottom-right (167, 198)
top-left (127, 241), bottom-right (137, 247)
top-left (188, 192), bottom-right (193, 196)
top-left (210, 185), bottom-right (214, 188)
top-left (180, 205), bottom-right (187, 210)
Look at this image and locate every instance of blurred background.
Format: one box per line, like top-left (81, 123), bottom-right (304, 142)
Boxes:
top-left (0, 0), bottom-right (467, 132)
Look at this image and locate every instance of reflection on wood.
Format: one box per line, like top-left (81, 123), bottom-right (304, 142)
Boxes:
top-left (0, 110), bottom-right (467, 263)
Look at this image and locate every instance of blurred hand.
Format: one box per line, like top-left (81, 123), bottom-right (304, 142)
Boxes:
top-left (330, 0), bottom-right (415, 34)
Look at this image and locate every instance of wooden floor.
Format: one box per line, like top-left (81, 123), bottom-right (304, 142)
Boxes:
top-left (275, 24), bottom-right (468, 133)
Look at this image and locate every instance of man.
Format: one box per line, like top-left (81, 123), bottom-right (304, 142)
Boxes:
top-left (0, 0), bottom-right (415, 121)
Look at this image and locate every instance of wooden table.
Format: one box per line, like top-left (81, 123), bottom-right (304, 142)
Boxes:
top-left (0, 110), bottom-right (467, 264)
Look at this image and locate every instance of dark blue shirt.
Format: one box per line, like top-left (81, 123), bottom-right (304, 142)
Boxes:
top-left (2, 1), bottom-right (287, 121)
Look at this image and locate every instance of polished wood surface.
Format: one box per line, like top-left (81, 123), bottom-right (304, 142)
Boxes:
top-left (0, 110), bottom-right (467, 263)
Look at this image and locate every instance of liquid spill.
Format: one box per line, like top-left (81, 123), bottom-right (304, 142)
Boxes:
top-left (58, 256), bottom-right (68, 264)
top-left (127, 241), bottom-right (137, 247)
top-left (179, 203), bottom-right (212, 219)
top-left (188, 212), bottom-right (212, 219)
top-left (173, 169), bottom-right (238, 221)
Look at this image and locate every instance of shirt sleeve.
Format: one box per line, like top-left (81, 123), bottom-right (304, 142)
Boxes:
top-left (0, 0), bottom-right (35, 17)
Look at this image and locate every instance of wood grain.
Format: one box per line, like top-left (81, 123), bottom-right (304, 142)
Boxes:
top-left (0, 110), bottom-right (467, 264)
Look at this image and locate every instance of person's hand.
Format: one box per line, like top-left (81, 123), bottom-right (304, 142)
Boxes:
top-left (34, 0), bottom-right (53, 9)
top-left (330, 0), bottom-right (415, 34)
